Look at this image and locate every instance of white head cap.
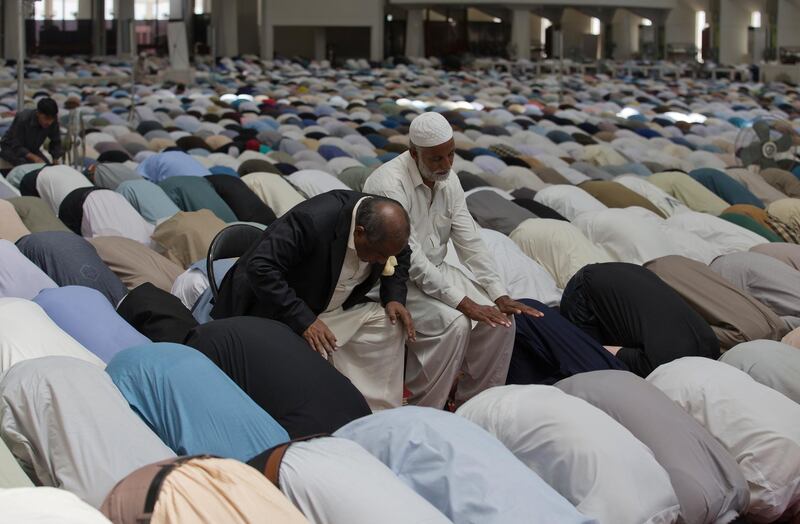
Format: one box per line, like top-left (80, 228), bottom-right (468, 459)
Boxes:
top-left (409, 112), bottom-right (454, 148)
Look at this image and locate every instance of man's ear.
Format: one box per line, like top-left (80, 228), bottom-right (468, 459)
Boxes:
top-left (409, 145), bottom-right (418, 161)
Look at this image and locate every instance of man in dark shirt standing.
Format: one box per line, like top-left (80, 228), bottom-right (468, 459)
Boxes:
top-left (0, 98), bottom-right (63, 167)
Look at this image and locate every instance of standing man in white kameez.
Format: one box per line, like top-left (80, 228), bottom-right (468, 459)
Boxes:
top-left (364, 112), bottom-right (542, 408)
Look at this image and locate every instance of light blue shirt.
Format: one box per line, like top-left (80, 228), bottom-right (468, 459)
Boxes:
top-left (136, 151), bottom-right (210, 183)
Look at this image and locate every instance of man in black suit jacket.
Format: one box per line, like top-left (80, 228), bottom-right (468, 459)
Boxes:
top-left (211, 190), bottom-right (414, 409)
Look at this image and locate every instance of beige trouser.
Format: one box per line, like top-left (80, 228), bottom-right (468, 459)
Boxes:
top-left (320, 302), bottom-right (406, 411)
top-left (406, 314), bottom-right (516, 409)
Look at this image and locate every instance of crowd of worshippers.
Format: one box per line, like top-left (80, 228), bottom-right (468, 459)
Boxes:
top-left (1, 73), bottom-right (800, 523)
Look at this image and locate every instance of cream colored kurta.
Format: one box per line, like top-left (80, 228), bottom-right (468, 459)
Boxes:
top-left (318, 198), bottom-right (405, 410)
top-left (241, 172), bottom-right (305, 217)
top-left (364, 151), bottom-right (505, 335)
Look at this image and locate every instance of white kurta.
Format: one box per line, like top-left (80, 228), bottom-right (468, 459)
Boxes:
top-left (287, 169), bottom-right (350, 197)
top-left (666, 211), bottom-right (768, 255)
top-left (647, 357), bottom-right (800, 523)
top-left (35, 165), bottom-right (94, 213)
top-left (0, 297), bottom-right (105, 374)
top-left (457, 385), bottom-right (681, 524)
top-left (614, 174), bottom-right (691, 217)
top-left (533, 184), bottom-right (607, 222)
top-left (279, 437), bottom-right (450, 524)
top-left (0, 488), bottom-right (111, 523)
top-left (81, 190), bottom-right (155, 247)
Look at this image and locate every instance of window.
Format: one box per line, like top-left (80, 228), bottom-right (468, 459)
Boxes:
top-left (135, 0), bottom-right (170, 20)
top-left (105, 0), bottom-right (115, 19)
top-left (34, 1), bottom-right (46, 19)
top-left (696, 10), bottom-right (706, 62)
top-left (641, 18), bottom-right (653, 27)
top-left (750, 11), bottom-right (761, 28)
top-left (52, 0), bottom-right (79, 20)
top-left (590, 17), bottom-right (601, 36)
top-left (194, 0), bottom-right (205, 15)
top-left (541, 18), bottom-right (552, 45)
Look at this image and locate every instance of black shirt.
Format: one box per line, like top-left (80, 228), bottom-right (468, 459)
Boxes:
top-left (0, 109), bottom-right (63, 164)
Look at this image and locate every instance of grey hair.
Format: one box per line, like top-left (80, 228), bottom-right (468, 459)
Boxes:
top-left (355, 196), bottom-right (410, 245)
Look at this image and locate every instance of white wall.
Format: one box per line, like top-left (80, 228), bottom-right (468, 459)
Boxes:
top-left (612, 9), bottom-right (639, 59)
top-left (665, 0), bottom-right (699, 46)
top-left (719, 0), bottom-right (750, 64)
top-left (777, 0), bottom-right (800, 49)
top-left (561, 8), bottom-right (591, 58)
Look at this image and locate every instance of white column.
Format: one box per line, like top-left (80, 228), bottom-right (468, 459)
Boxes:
top-left (369, 8), bottom-right (384, 61)
top-left (117, 0), bottom-right (135, 57)
top-left (777, 0), bottom-right (800, 49)
top-left (612, 9), bottom-right (638, 60)
top-left (259, 0), bottom-right (273, 59)
top-left (3, 0), bottom-right (22, 61)
top-left (405, 8), bottom-right (425, 57)
top-left (92, 0), bottom-right (106, 55)
top-left (719, 0), bottom-right (749, 65)
top-left (510, 8), bottom-right (531, 60)
top-left (78, 0), bottom-right (92, 18)
top-left (211, 0), bottom-right (237, 56)
top-left (170, 0), bottom-right (183, 18)
top-left (313, 27), bottom-right (326, 61)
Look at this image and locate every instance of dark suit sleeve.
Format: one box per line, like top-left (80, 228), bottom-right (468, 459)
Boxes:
top-left (245, 210), bottom-right (319, 334)
top-left (379, 243), bottom-right (411, 306)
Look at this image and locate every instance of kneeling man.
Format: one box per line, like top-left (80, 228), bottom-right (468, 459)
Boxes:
top-left (211, 190), bottom-right (414, 410)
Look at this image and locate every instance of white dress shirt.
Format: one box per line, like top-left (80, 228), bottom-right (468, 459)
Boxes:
top-left (364, 152), bottom-right (506, 309)
top-left (326, 197), bottom-right (371, 312)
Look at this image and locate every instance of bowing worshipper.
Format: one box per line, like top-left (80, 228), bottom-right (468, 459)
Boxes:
top-left (33, 286), bottom-right (150, 363)
top-left (3, 488), bottom-right (112, 523)
top-left (286, 169), bottom-right (352, 197)
top-left (57, 186), bottom-right (97, 234)
top-left (613, 174), bottom-right (691, 217)
top-left (0, 98), bottom-right (62, 167)
top-left (456, 385), bottom-right (681, 524)
top-left (116, 283), bottom-right (199, 343)
top-left (531, 184), bottom-right (607, 221)
top-left (768, 198), bottom-right (800, 230)
top-left (249, 437), bottom-right (451, 524)
top-left (710, 251), bottom-right (800, 327)
top-left (463, 188), bottom-right (537, 235)
top-left (666, 210), bottom-right (768, 254)
top-left (364, 112), bottom-right (542, 409)
top-left (171, 257), bottom-right (236, 310)
top-left (647, 171), bottom-right (729, 215)
top-left (509, 218), bottom-right (612, 289)
top-left (106, 343), bottom-right (289, 462)
top-left (240, 172), bottom-right (306, 217)
top-left (646, 255), bottom-right (788, 349)
top-left (136, 150), bottom-right (210, 183)
top-left (506, 298), bottom-right (626, 385)
top-left (158, 176), bottom-right (237, 223)
top-left (16, 231), bottom-right (128, 304)
top-left (0, 439), bottom-right (32, 489)
top-left (0, 357), bottom-right (176, 508)
top-left (34, 165), bottom-right (94, 214)
top-left (556, 371), bottom-right (750, 524)
top-left (648, 358), bottom-right (800, 523)
top-left (102, 456), bottom-right (309, 524)
top-left (0, 240), bottom-right (57, 300)
top-left (688, 168), bottom-right (765, 208)
top-left (760, 167), bottom-right (800, 198)
top-left (185, 317), bottom-right (370, 438)
top-left (577, 180), bottom-right (667, 217)
top-left (719, 212), bottom-right (782, 242)
top-left (115, 179), bottom-right (181, 224)
top-left (335, 406), bottom-right (594, 524)
top-left (151, 209), bottom-right (226, 269)
top-left (89, 162), bottom-right (141, 190)
top-left (751, 242), bottom-right (800, 270)
top-left (0, 297), bottom-right (104, 372)
top-left (211, 191), bottom-right (413, 410)
top-left (18, 166), bottom-right (44, 197)
top-left (338, 165), bottom-right (377, 192)
top-left (205, 174), bottom-right (277, 225)
top-left (720, 340), bottom-right (800, 404)
top-left (89, 236), bottom-right (183, 292)
top-left (560, 263), bottom-right (719, 377)
top-left (78, 190), bottom-right (156, 245)
top-left (8, 196), bottom-right (71, 233)
top-left (725, 167), bottom-right (788, 205)
top-left (572, 208), bottom-right (681, 265)
top-left (722, 203), bottom-right (789, 235)
top-left (0, 200), bottom-right (30, 242)
top-left (624, 206), bottom-right (724, 264)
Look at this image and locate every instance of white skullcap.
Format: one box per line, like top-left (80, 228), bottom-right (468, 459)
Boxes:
top-left (409, 112), bottom-right (454, 147)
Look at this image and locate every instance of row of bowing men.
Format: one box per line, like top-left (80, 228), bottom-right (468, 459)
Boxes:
top-left (0, 112), bottom-right (799, 523)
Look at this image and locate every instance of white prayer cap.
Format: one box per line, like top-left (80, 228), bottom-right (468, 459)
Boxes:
top-left (409, 112), bottom-right (454, 148)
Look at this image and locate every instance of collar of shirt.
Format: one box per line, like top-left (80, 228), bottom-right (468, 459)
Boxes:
top-left (404, 153), bottom-right (449, 197)
top-left (347, 197), bottom-right (368, 251)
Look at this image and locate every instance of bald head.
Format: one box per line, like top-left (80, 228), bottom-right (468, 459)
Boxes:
top-left (353, 197), bottom-right (410, 265)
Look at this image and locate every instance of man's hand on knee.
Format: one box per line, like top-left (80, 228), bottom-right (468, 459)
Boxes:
top-left (386, 301), bottom-right (416, 342)
top-left (456, 297), bottom-right (512, 328)
top-left (495, 295), bottom-right (544, 318)
top-left (303, 318), bottom-right (338, 359)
